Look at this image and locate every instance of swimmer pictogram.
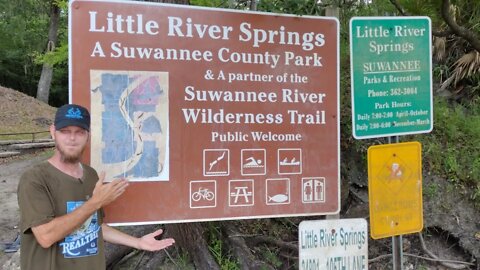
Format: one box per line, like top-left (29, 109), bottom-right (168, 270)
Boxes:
top-left (241, 149), bottom-right (266, 175)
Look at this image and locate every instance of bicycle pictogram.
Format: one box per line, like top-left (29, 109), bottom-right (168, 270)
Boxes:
top-left (191, 188), bottom-right (215, 202)
top-left (189, 180), bottom-right (216, 209)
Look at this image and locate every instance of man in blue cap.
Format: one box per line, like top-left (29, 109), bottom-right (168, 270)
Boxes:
top-left (17, 104), bottom-right (174, 270)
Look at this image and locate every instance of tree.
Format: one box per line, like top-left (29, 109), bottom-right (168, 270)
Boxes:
top-left (36, 0), bottom-right (61, 103)
top-left (387, 0), bottom-right (480, 100)
top-left (0, 0), bottom-right (49, 96)
top-left (0, 0), bottom-right (68, 105)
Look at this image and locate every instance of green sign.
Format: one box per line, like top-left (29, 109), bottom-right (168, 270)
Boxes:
top-left (350, 17), bottom-right (432, 139)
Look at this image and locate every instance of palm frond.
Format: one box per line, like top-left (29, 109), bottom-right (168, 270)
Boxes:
top-left (452, 51), bottom-right (480, 85)
top-left (449, 3), bottom-right (458, 23)
top-left (439, 51), bottom-right (480, 97)
top-left (433, 37), bottom-right (446, 62)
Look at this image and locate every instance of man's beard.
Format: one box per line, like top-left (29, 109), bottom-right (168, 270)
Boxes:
top-left (56, 143), bottom-right (85, 164)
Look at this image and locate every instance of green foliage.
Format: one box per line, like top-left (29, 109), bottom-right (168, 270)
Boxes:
top-left (416, 265), bottom-right (429, 270)
top-left (0, 0), bottom-right (68, 104)
top-left (259, 247), bottom-right (282, 268)
top-left (54, 0), bottom-right (68, 10)
top-left (190, 0), bottom-right (230, 8)
top-left (396, 0), bottom-right (439, 20)
top-left (432, 65), bottom-right (449, 81)
top-left (0, 0), bottom-right (49, 96)
top-left (33, 41), bottom-right (68, 66)
top-left (258, 0), bottom-right (323, 15)
top-left (168, 252), bottom-right (195, 270)
top-left (423, 182), bottom-right (439, 198)
top-left (414, 98), bottom-right (480, 203)
top-left (207, 224), bottom-right (239, 270)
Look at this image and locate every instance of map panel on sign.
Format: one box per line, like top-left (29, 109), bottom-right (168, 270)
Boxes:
top-left (90, 70), bottom-right (169, 181)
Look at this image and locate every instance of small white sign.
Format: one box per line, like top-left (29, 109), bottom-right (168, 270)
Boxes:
top-left (299, 219), bottom-right (368, 270)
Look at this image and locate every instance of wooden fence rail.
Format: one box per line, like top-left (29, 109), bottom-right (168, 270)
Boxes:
top-left (0, 131), bottom-right (51, 143)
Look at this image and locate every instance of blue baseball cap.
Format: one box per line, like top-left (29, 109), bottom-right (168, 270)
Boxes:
top-left (54, 104), bottom-right (90, 131)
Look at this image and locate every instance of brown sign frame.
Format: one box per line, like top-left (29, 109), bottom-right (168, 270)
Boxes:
top-left (70, 0), bottom-right (340, 225)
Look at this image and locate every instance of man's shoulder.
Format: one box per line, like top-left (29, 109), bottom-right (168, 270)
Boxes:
top-left (81, 163), bottom-right (97, 174)
top-left (81, 163), bottom-right (99, 180)
top-left (20, 161), bottom-right (51, 178)
top-left (18, 161), bottom-right (53, 189)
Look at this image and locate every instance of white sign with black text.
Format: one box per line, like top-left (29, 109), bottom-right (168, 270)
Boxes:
top-left (299, 219), bottom-right (368, 270)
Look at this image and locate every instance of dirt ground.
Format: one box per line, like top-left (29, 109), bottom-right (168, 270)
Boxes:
top-left (343, 179), bottom-right (480, 270)
top-left (0, 151), bottom-right (51, 269)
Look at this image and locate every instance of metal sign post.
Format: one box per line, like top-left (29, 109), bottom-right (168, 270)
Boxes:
top-left (389, 136), bottom-right (402, 270)
top-left (350, 17), bottom-right (432, 270)
top-left (368, 138), bottom-right (423, 270)
top-left (392, 234), bottom-right (403, 270)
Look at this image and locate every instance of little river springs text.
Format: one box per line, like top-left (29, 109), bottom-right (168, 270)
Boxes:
top-left (88, 12), bottom-right (329, 68)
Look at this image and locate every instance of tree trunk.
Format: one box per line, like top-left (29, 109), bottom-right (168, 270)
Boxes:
top-left (440, 0), bottom-right (480, 53)
top-left (166, 222), bottom-right (220, 269)
top-left (105, 225), bottom-right (159, 268)
top-left (250, 0), bottom-right (257, 11)
top-left (221, 222), bottom-right (274, 270)
top-left (36, 3), bottom-right (60, 104)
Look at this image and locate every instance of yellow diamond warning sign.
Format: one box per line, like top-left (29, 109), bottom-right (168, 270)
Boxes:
top-left (368, 142), bottom-right (423, 239)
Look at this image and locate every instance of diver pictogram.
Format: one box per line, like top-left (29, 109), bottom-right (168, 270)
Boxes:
top-left (203, 149), bottom-right (230, 176)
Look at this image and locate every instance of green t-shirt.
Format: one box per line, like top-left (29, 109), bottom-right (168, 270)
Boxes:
top-left (17, 161), bottom-right (106, 270)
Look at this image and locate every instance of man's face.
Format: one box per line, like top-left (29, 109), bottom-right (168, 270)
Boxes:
top-left (52, 126), bottom-right (89, 163)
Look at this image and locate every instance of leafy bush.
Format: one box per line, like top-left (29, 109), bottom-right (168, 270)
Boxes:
top-left (415, 98), bottom-right (480, 204)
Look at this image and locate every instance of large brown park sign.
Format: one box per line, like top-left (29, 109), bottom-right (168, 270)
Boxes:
top-left (70, 0), bottom-right (340, 224)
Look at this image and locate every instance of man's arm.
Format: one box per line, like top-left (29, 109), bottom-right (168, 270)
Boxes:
top-left (102, 225), bottom-right (175, 251)
top-left (31, 173), bottom-right (128, 248)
